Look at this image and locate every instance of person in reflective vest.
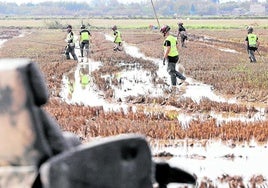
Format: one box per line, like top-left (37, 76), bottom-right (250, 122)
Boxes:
top-left (245, 26), bottom-right (260, 63)
top-left (65, 25), bottom-right (78, 61)
top-left (160, 25), bottom-right (186, 88)
top-left (79, 24), bottom-right (91, 60)
top-left (112, 25), bottom-right (123, 51)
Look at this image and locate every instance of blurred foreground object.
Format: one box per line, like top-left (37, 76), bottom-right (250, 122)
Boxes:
top-left (0, 59), bottom-right (51, 187)
top-left (40, 134), bottom-right (196, 188)
top-left (0, 59), bottom-right (196, 188)
top-left (0, 59), bottom-right (78, 187)
top-left (40, 134), bottom-right (152, 188)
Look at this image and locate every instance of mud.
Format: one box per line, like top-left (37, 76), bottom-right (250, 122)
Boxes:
top-left (0, 28), bottom-right (268, 188)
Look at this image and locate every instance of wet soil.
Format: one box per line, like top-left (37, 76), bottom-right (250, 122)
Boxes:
top-left (1, 27), bottom-right (267, 141)
top-left (0, 27), bottom-right (268, 187)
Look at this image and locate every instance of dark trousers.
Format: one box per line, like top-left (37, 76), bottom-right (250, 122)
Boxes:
top-left (180, 31), bottom-right (187, 47)
top-left (167, 56), bottom-right (186, 86)
top-left (80, 40), bottom-right (89, 57)
top-left (248, 49), bottom-right (256, 62)
top-left (65, 45), bottom-right (78, 60)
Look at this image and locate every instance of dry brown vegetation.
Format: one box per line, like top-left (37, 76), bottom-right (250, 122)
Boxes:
top-left (0, 25), bottom-right (267, 145)
top-left (1, 19), bottom-right (268, 187)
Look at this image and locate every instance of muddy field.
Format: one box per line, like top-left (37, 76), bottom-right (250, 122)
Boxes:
top-left (0, 25), bottom-right (268, 187)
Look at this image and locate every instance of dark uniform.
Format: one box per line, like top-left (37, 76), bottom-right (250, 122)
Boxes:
top-left (178, 22), bottom-right (187, 48)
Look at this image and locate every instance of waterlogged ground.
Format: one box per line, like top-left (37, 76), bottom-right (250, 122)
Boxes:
top-left (0, 27), bottom-right (268, 187)
top-left (61, 32), bottom-right (268, 187)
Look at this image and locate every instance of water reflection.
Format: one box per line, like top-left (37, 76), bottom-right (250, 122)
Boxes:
top-left (59, 34), bottom-right (267, 127)
top-left (60, 33), bottom-right (268, 187)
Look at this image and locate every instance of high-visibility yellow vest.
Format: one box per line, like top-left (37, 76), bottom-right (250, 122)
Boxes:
top-left (164, 35), bottom-right (179, 57)
top-left (114, 30), bottom-right (122, 43)
top-left (80, 30), bottom-right (90, 41)
top-left (248, 33), bottom-right (257, 47)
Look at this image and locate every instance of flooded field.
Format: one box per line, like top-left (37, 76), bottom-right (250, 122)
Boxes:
top-left (0, 22), bottom-right (268, 187)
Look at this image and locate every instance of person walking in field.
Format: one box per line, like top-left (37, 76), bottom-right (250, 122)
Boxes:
top-left (79, 24), bottom-right (91, 62)
top-left (112, 25), bottom-right (123, 51)
top-left (245, 26), bottom-right (260, 63)
top-left (177, 21), bottom-right (187, 48)
top-left (160, 25), bottom-right (186, 88)
top-left (65, 25), bottom-right (78, 61)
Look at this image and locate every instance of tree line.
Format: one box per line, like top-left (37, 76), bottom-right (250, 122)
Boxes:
top-left (0, 0), bottom-right (267, 17)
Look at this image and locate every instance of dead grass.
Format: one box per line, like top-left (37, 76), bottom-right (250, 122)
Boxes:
top-left (0, 27), bottom-right (267, 144)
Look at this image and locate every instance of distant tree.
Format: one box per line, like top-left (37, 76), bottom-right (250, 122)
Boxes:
top-left (24, 3), bottom-right (35, 7)
top-left (107, 0), bottom-right (120, 6)
top-left (219, 1), bottom-right (241, 14)
top-left (0, 2), bottom-right (18, 14)
top-left (0, 0), bottom-right (266, 17)
top-left (190, 4), bottom-right (196, 15)
top-left (211, 0), bottom-right (219, 3)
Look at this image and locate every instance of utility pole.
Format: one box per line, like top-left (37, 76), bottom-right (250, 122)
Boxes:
top-left (150, 0), bottom-right (160, 29)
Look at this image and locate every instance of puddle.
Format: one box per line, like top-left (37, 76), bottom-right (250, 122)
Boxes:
top-left (197, 36), bottom-right (240, 54)
top-left (152, 139), bottom-right (268, 187)
top-left (58, 35), bottom-right (268, 185)
top-left (182, 78), bottom-right (236, 104)
top-left (60, 34), bottom-right (267, 126)
top-left (219, 47), bottom-right (239, 53)
top-left (1, 32), bottom-right (267, 187)
top-left (108, 68), bottom-right (164, 100)
top-left (0, 39), bottom-right (7, 47)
